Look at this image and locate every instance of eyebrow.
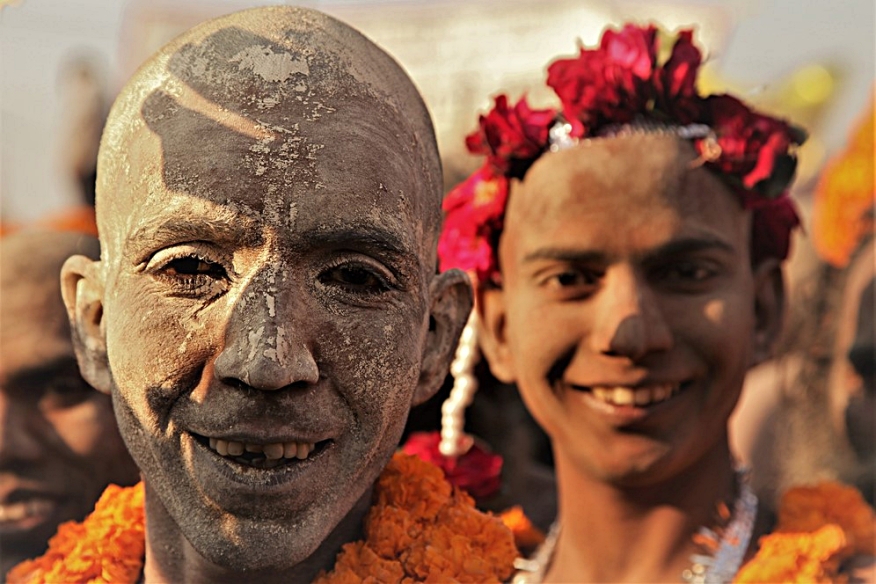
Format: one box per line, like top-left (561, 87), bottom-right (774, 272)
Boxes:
top-left (125, 215), bottom-right (262, 257)
top-left (643, 236), bottom-right (736, 262)
top-left (522, 236), bottom-right (736, 265)
top-left (5, 356), bottom-right (82, 388)
top-left (294, 224), bottom-right (415, 260)
top-left (523, 248), bottom-right (607, 265)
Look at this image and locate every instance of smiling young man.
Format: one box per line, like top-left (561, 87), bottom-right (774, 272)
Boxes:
top-left (7, 7), bottom-right (523, 584)
top-left (0, 231), bottom-right (139, 578)
top-left (437, 24), bottom-right (871, 583)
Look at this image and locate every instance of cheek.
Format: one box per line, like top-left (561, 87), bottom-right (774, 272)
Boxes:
top-left (44, 396), bottom-right (118, 457)
top-left (507, 295), bottom-right (579, 378)
top-left (682, 291), bottom-right (753, 362)
top-left (320, 309), bottom-right (424, 430)
top-left (105, 283), bottom-right (220, 421)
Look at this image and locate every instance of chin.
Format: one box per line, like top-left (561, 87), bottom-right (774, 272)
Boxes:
top-left (188, 520), bottom-right (323, 572)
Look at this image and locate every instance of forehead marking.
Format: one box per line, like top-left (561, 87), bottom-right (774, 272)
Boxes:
top-left (161, 75), bottom-right (274, 142)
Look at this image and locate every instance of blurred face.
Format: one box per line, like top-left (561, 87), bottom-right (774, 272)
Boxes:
top-left (828, 239), bottom-right (875, 465)
top-left (481, 135), bottom-right (779, 486)
top-left (80, 95), bottom-right (456, 571)
top-left (0, 263), bottom-right (136, 573)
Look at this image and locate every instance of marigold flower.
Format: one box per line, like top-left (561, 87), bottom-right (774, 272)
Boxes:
top-left (812, 99), bottom-right (874, 267)
top-left (777, 481), bottom-right (875, 554)
top-left (500, 506), bottom-right (546, 550)
top-left (734, 524), bottom-right (848, 583)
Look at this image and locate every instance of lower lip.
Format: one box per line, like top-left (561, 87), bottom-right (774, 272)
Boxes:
top-left (0, 499), bottom-right (59, 534)
top-left (185, 432), bottom-right (333, 493)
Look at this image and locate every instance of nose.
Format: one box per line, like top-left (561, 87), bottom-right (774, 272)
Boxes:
top-left (590, 266), bottom-right (673, 361)
top-left (213, 275), bottom-right (319, 391)
top-left (0, 390), bottom-right (43, 466)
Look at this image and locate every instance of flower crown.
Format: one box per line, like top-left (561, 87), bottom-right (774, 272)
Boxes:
top-left (438, 24), bottom-right (807, 283)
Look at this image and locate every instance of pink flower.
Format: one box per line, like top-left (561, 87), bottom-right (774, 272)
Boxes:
top-left (438, 166), bottom-right (509, 280)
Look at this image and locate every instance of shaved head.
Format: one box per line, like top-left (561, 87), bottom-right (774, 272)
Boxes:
top-left (96, 6), bottom-right (441, 263)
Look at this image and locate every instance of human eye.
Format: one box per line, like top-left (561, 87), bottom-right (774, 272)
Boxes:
top-left (538, 265), bottom-right (602, 299)
top-left (318, 258), bottom-right (394, 298)
top-left (652, 259), bottom-right (720, 291)
top-left (146, 243), bottom-right (231, 298)
top-left (39, 375), bottom-right (93, 411)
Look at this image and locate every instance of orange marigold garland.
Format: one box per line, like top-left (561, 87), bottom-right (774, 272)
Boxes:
top-left (7, 482), bottom-right (146, 584)
top-left (316, 453), bottom-right (518, 583)
top-left (8, 454), bottom-right (516, 584)
top-left (775, 481), bottom-right (875, 555)
top-left (734, 481), bottom-right (876, 583)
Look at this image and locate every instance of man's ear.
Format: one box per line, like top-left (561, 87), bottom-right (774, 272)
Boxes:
top-left (751, 258), bottom-right (785, 367)
top-left (61, 255), bottom-right (112, 394)
top-left (414, 269), bottom-right (474, 406)
top-left (476, 284), bottom-right (515, 384)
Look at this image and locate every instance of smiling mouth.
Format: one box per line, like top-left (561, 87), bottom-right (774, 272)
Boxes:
top-left (0, 499), bottom-right (55, 523)
top-left (569, 382), bottom-right (684, 407)
top-left (190, 433), bottom-right (330, 469)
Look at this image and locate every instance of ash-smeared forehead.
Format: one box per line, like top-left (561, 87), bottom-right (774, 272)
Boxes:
top-left (97, 6), bottom-right (440, 258)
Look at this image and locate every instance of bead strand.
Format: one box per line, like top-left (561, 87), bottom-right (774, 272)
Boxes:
top-left (439, 309), bottom-right (480, 457)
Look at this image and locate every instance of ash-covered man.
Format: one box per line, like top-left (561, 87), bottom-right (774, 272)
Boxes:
top-left (0, 231), bottom-right (139, 578)
top-left (438, 24), bottom-right (874, 583)
top-left (9, 7), bottom-right (518, 584)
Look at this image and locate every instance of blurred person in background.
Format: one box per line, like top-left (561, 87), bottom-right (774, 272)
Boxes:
top-left (0, 230), bottom-right (139, 578)
top-left (733, 99), bottom-right (875, 511)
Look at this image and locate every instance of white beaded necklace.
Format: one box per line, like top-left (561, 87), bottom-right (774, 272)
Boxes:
top-left (512, 471), bottom-right (758, 584)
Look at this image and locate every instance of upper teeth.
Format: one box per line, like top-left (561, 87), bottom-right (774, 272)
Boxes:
top-left (591, 383), bottom-right (679, 406)
top-left (0, 499), bottom-right (54, 522)
top-left (208, 438), bottom-right (315, 460)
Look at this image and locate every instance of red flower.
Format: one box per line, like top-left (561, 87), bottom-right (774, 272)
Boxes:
top-left (654, 30), bottom-right (704, 123)
top-left (600, 23), bottom-right (657, 81)
top-left (465, 95), bottom-right (554, 174)
top-left (704, 94), bottom-right (805, 198)
top-left (402, 432), bottom-right (504, 500)
top-left (750, 195), bottom-right (800, 263)
top-left (548, 24), bottom-right (657, 135)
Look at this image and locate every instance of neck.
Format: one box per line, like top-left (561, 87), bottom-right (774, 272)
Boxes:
top-left (546, 434), bottom-right (738, 583)
top-left (141, 481), bottom-right (371, 584)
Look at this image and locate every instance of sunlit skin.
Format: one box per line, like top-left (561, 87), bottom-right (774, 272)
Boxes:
top-left (478, 134), bottom-right (784, 582)
top-left (0, 231), bottom-right (139, 578)
top-left (60, 8), bottom-right (471, 584)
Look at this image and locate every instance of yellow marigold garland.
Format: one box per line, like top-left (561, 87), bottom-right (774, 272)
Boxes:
top-left (734, 480), bottom-right (876, 583)
top-left (7, 483), bottom-right (146, 584)
top-left (7, 453), bottom-right (517, 584)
